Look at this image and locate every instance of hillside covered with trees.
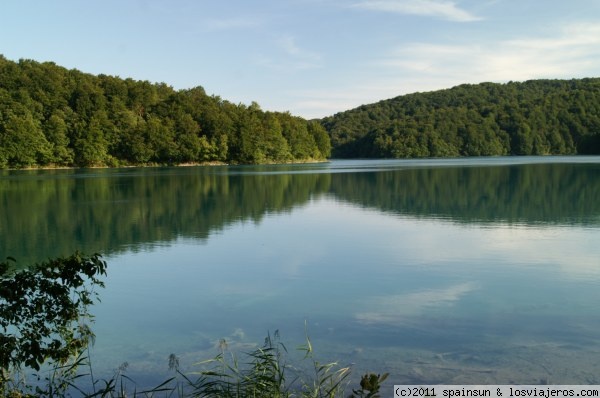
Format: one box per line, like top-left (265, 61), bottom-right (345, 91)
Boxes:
top-left (322, 79), bottom-right (600, 158)
top-left (2, 55), bottom-right (599, 167)
top-left (0, 56), bottom-right (330, 168)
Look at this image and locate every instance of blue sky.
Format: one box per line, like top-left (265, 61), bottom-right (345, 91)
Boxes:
top-left (2, 0), bottom-right (600, 118)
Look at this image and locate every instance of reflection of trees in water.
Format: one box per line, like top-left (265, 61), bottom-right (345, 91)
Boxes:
top-left (1, 162), bottom-right (598, 262)
top-left (329, 163), bottom-right (600, 225)
top-left (0, 168), bottom-right (331, 262)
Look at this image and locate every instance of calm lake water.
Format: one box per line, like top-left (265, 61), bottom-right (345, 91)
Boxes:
top-left (2, 157), bottom-right (600, 386)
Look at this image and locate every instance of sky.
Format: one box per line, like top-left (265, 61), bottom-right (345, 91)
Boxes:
top-left (2, 0), bottom-right (600, 119)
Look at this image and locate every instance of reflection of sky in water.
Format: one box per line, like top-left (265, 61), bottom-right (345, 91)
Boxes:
top-left (355, 282), bottom-right (478, 324)
top-left (91, 196), bottom-right (600, 383)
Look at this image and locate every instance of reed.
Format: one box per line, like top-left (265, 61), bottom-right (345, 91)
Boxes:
top-left (2, 329), bottom-right (386, 397)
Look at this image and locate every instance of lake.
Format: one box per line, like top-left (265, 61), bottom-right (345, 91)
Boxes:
top-left (1, 157), bottom-right (600, 387)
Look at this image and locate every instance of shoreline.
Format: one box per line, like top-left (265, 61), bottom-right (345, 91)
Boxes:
top-left (2, 158), bottom-right (330, 172)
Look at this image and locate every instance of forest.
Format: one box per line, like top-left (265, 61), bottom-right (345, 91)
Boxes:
top-left (321, 78), bottom-right (600, 157)
top-left (2, 55), bottom-right (600, 166)
top-left (0, 56), bottom-right (330, 168)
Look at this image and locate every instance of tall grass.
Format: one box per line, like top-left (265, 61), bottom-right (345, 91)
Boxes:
top-left (183, 329), bottom-right (361, 398)
top-left (1, 328), bottom-right (387, 397)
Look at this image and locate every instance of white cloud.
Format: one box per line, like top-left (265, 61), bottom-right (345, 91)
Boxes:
top-left (291, 21), bottom-right (600, 118)
top-left (352, 0), bottom-right (481, 22)
top-left (278, 35), bottom-right (322, 64)
top-left (255, 36), bottom-right (323, 73)
top-left (383, 22), bottom-right (600, 87)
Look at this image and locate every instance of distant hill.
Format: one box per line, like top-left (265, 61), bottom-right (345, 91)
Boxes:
top-left (0, 56), bottom-right (330, 168)
top-left (321, 79), bottom-right (600, 158)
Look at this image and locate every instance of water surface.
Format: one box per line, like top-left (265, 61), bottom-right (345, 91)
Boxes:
top-left (1, 157), bottom-right (599, 386)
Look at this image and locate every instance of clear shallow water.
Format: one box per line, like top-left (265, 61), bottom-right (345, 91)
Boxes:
top-left (1, 157), bottom-right (600, 386)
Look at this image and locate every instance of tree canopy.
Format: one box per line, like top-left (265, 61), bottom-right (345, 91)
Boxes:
top-left (0, 56), bottom-right (330, 168)
top-left (2, 55), bottom-right (599, 165)
top-left (321, 79), bottom-right (600, 158)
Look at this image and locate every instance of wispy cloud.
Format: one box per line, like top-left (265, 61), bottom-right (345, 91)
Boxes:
top-left (278, 35), bottom-right (322, 64)
top-left (256, 36), bottom-right (323, 72)
top-left (352, 0), bottom-right (481, 22)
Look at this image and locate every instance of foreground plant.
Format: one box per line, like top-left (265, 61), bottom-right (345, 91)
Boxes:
top-left (0, 252), bottom-right (106, 396)
top-left (348, 372), bottom-right (389, 398)
top-left (183, 332), bottom-right (287, 397)
top-left (182, 327), bottom-right (354, 398)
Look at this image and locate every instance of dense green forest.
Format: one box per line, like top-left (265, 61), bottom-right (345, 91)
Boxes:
top-left (321, 79), bottom-right (600, 157)
top-left (2, 54), bottom-right (600, 166)
top-left (0, 56), bottom-right (330, 168)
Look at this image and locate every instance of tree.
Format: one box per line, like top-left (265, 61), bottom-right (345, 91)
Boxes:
top-left (146, 114), bottom-right (177, 162)
top-left (0, 109), bottom-right (51, 167)
top-left (235, 103), bottom-right (266, 163)
top-left (0, 253), bottom-right (106, 375)
top-left (0, 56), bottom-right (331, 168)
top-left (261, 112), bottom-right (291, 162)
top-left (321, 78), bottom-right (600, 158)
top-left (74, 111), bottom-right (110, 166)
top-left (307, 120), bottom-right (331, 159)
top-left (44, 112), bottom-right (74, 165)
top-left (174, 113), bottom-right (203, 163)
top-left (278, 112), bottom-right (320, 160)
